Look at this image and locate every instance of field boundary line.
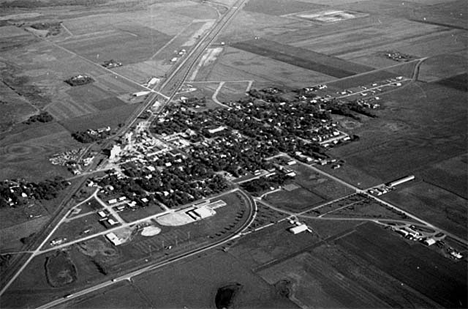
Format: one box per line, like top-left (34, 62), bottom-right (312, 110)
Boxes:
top-left (45, 39), bottom-right (169, 98)
top-left (149, 22), bottom-right (195, 60)
top-left (60, 23), bottom-right (74, 37)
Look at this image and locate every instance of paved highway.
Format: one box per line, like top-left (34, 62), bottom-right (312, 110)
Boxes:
top-left (36, 189), bottom-right (256, 309)
top-left (1, 0), bottom-right (250, 304)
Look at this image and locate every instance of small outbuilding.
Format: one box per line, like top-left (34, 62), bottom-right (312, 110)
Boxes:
top-left (289, 224), bottom-right (308, 234)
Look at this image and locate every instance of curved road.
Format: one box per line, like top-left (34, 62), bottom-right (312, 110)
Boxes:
top-left (0, 0), bottom-right (249, 300)
top-left (36, 189), bottom-right (256, 309)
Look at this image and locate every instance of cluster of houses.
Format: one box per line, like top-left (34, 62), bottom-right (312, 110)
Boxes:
top-left (384, 51), bottom-right (415, 62)
top-left (102, 59), bottom-right (122, 69)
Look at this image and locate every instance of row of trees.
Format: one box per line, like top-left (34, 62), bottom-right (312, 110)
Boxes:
top-left (241, 173), bottom-right (292, 195)
top-left (72, 130), bottom-right (109, 143)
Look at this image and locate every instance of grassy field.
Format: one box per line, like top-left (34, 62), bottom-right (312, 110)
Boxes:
top-left (290, 164), bottom-right (356, 200)
top-left (1, 254), bottom-right (51, 308)
top-left (59, 104), bottom-right (138, 132)
top-left (0, 213), bottom-right (50, 252)
top-left (215, 81), bottom-right (251, 102)
top-left (382, 181), bottom-right (467, 239)
top-left (68, 282), bottom-right (151, 309)
top-left (47, 214), bottom-right (107, 248)
top-left (228, 220), bottom-right (320, 269)
top-left (336, 223), bottom-right (467, 308)
top-left (302, 219), bottom-right (363, 240)
top-left (247, 201), bottom-right (288, 231)
top-left (133, 250), bottom-right (297, 309)
top-left (324, 196), bottom-right (411, 220)
top-left (264, 187), bottom-right (324, 211)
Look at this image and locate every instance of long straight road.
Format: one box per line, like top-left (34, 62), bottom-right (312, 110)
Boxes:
top-left (36, 189), bottom-right (256, 309)
top-left (0, 0), bottom-right (249, 303)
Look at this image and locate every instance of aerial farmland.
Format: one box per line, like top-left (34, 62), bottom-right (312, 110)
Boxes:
top-left (0, 0), bottom-right (466, 308)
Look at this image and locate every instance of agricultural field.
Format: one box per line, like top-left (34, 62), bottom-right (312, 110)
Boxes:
top-left (335, 223), bottom-right (467, 308)
top-left (328, 75), bottom-right (467, 186)
top-left (418, 153), bottom-right (468, 199)
top-left (382, 181), bottom-right (468, 240)
top-left (232, 38), bottom-right (373, 78)
top-left (0, 0), bottom-right (466, 308)
top-left (258, 222), bottom-right (467, 309)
